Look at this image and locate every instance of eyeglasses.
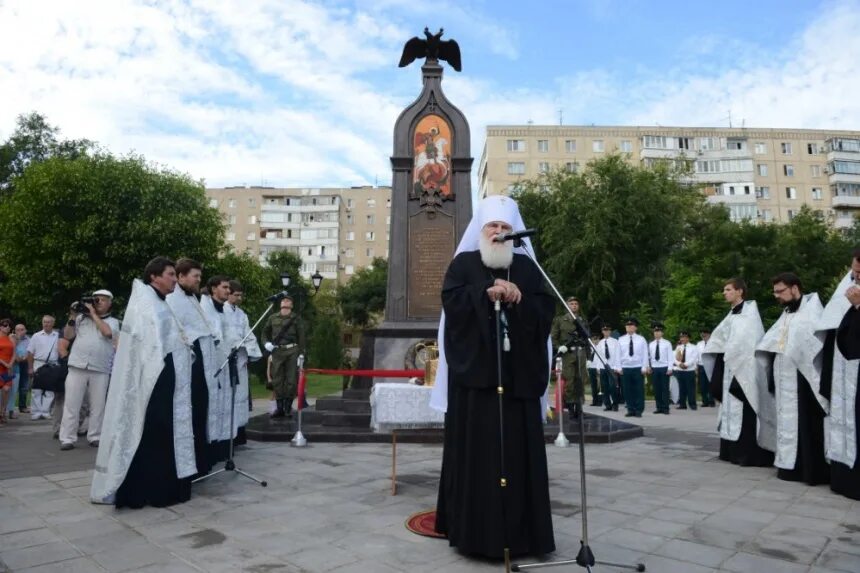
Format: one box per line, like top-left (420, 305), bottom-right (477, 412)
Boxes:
top-left (773, 286), bottom-right (790, 295)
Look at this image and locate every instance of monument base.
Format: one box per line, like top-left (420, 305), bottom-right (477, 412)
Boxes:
top-left (352, 321), bottom-right (439, 388)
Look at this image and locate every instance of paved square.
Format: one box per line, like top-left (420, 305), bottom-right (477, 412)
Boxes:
top-left (2, 402), bottom-right (859, 572)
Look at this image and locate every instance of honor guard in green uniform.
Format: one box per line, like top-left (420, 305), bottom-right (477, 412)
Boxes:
top-left (262, 296), bottom-right (306, 419)
top-left (551, 296), bottom-right (590, 418)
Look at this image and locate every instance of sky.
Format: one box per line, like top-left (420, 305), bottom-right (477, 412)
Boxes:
top-left (1, 0), bottom-right (858, 189)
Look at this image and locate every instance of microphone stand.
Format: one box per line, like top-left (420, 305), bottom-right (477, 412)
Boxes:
top-left (510, 238), bottom-right (645, 573)
top-left (193, 301), bottom-right (276, 489)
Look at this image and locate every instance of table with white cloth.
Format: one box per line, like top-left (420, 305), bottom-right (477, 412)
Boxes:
top-left (370, 382), bottom-right (445, 494)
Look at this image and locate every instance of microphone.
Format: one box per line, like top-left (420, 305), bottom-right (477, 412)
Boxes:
top-left (266, 291), bottom-right (289, 302)
top-left (493, 228), bottom-right (537, 243)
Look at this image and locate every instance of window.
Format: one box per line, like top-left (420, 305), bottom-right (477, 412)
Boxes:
top-left (784, 164), bottom-right (794, 176)
top-left (757, 164), bottom-right (768, 176)
top-left (727, 138), bottom-right (746, 151)
top-left (754, 142), bottom-right (767, 154)
top-left (346, 231), bottom-right (354, 241)
top-left (365, 231), bottom-right (375, 241)
top-left (832, 161), bottom-right (860, 175)
top-left (620, 140), bottom-right (633, 152)
top-left (538, 162), bottom-right (550, 173)
top-left (677, 137), bottom-right (691, 150)
top-left (507, 162), bottom-right (526, 175)
top-left (345, 265), bottom-right (354, 275)
top-left (761, 209), bottom-right (773, 222)
top-left (386, 198), bottom-right (391, 209)
top-left (564, 139), bottom-right (576, 153)
top-left (565, 162), bottom-right (578, 173)
top-left (699, 137), bottom-right (718, 151)
top-left (507, 139), bottom-right (525, 152)
top-left (345, 248), bottom-right (354, 258)
top-left (367, 198), bottom-right (376, 208)
top-left (228, 214), bottom-right (237, 224)
top-left (592, 140), bottom-right (604, 152)
top-left (246, 232), bottom-right (256, 241)
top-left (781, 142), bottom-right (793, 155)
top-left (812, 187), bottom-right (823, 200)
top-left (787, 209), bottom-right (796, 220)
top-left (644, 135), bottom-right (668, 149)
top-left (831, 139), bottom-right (860, 152)
top-left (208, 198), bottom-right (218, 208)
top-left (386, 216), bottom-right (390, 225)
top-left (366, 248), bottom-right (374, 257)
top-left (248, 198), bottom-right (256, 207)
top-left (228, 198), bottom-right (236, 208)
top-left (226, 232), bottom-right (236, 241)
top-left (346, 214), bottom-right (354, 225)
top-left (247, 215), bottom-right (257, 224)
top-left (347, 198), bottom-right (354, 208)
top-left (807, 143), bottom-right (819, 155)
top-left (307, 248), bottom-right (312, 256)
top-left (786, 187), bottom-right (797, 200)
top-left (366, 215), bottom-right (375, 225)
top-left (756, 186), bottom-right (770, 199)
top-left (537, 140), bottom-right (549, 152)
top-left (810, 165), bottom-right (822, 178)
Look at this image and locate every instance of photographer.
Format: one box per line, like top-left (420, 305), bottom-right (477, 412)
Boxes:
top-left (59, 289), bottom-right (120, 450)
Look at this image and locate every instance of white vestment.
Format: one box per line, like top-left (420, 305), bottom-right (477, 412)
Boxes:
top-left (166, 284), bottom-right (222, 442)
top-left (756, 293), bottom-right (826, 469)
top-left (200, 295), bottom-right (234, 442)
top-left (224, 303), bottom-right (262, 428)
top-left (91, 280), bottom-right (196, 504)
top-left (702, 300), bottom-right (776, 451)
top-left (816, 271), bottom-right (859, 468)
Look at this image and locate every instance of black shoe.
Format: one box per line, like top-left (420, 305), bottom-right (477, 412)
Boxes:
top-left (60, 443), bottom-right (74, 451)
top-left (604, 407), bottom-right (612, 411)
top-left (612, 405), bottom-right (619, 411)
top-left (677, 406), bottom-right (688, 410)
top-left (624, 412), bottom-right (634, 417)
top-left (690, 406), bottom-right (698, 410)
top-left (634, 413), bottom-right (643, 417)
top-left (653, 410), bottom-right (661, 414)
top-left (89, 440), bottom-right (99, 447)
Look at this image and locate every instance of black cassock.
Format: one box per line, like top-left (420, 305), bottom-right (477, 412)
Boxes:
top-left (710, 304), bottom-right (774, 467)
top-left (821, 307), bottom-right (860, 500)
top-left (114, 354), bottom-right (192, 509)
top-left (435, 251), bottom-right (556, 559)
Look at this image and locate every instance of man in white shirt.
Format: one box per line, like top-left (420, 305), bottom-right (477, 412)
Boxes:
top-left (586, 334), bottom-right (601, 406)
top-left (696, 329), bottom-right (715, 407)
top-left (648, 324), bottom-right (674, 415)
top-left (60, 290), bottom-right (120, 450)
top-left (27, 315), bottom-right (60, 420)
top-left (594, 325), bottom-right (621, 411)
top-left (674, 330), bottom-right (699, 410)
top-left (617, 318), bottom-right (648, 417)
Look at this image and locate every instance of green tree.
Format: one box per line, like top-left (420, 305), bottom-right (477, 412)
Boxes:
top-left (308, 312), bottom-right (343, 368)
top-left (0, 112), bottom-right (92, 194)
top-left (513, 156), bottom-right (705, 328)
top-left (0, 153), bottom-right (225, 320)
top-left (338, 257), bottom-right (388, 327)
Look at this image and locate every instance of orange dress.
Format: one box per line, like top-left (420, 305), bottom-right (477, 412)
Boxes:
top-left (0, 335), bottom-right (14, 386)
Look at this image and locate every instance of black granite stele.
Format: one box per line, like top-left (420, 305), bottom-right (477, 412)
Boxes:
top-left (245, 389), bottom-right (643, 444)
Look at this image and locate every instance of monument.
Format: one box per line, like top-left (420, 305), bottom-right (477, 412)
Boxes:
top-left (354, 28), bottom-right (473, 386)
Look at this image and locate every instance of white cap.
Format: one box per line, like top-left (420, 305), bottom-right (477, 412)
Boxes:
top-left (92, 289), bottom-right (113, 298)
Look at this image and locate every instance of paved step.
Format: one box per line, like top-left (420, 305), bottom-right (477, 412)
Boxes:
top-left (314, 398), bottom-right (371, 414)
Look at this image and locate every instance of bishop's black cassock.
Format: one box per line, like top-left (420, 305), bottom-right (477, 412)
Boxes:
top-left (435, 251), bottom-right (556, 559)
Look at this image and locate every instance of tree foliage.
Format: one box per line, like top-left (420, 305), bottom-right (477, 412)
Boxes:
top-left (0, 112), bottom-right (93, 194)
top-left (308, 312), bottom-right (344, 368)
top-left (0, 153), bottom-right (225, 321)
top-left (338, 257), bottom-right (388, 328)
top-left (514, 155), bottom-right (706, 328)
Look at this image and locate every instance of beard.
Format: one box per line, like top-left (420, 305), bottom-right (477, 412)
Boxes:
top-left (479, 233), bottom-right (514, 269)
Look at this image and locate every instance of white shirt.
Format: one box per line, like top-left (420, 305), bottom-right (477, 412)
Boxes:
top-left (27, 330), bottom-right (59, 368)
top-left (68, 314), bottom-right (120, 373)
top-left (617, 333), bottom-right (648, 371)
top-left (648, 339), bottom-right (674, 370)
top-left (674, 343), bottom-right (699, 371)
top-left (695, 340), bottom-right (708, 366)
top-left (593, 337), bottom-right (621, 371)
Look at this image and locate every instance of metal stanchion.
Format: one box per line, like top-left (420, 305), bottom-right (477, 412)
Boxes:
top-left (291, 354), bottom-right (308, 447)
top-left (553, 357), bottom-right (570, 448)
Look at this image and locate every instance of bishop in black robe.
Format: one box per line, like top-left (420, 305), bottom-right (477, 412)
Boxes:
top-left (434, 249), bottom-right (556, 559)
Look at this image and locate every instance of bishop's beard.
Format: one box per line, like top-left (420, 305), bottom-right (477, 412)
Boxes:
top-left (479, 233), bottom-right (514, 269)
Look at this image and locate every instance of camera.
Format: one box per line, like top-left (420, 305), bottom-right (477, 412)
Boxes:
top-left (72, 295), bottom-right (96, 315)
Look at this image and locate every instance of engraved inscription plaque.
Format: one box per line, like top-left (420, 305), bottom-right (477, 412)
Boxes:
top-left (407, 211), bottom-right (455, 318)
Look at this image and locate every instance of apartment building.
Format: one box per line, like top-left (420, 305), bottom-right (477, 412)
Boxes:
top-left (479, 126), bottom-right (860, 227)
top-left (205, 185), bottom-right (391, 283)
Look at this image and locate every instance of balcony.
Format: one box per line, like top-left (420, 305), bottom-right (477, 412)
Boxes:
top-left (707, 194), bottom-right (757, 205)
top-left (261, 203), bottom-right (339, 213)
top-left (695, 171), bottom-right (754, 184)
top-left (834, 214), bottom-right (856, 229)
top-left (832, 195), bottom-right (860, 209)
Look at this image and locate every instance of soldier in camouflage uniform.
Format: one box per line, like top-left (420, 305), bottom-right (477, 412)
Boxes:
top-left (262, 296), bottom-right (306, 419)
top-left (551, 296), bottom-right (590, 418)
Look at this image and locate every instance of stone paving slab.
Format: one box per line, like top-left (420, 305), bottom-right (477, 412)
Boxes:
top-left (1, 400), bottom-right (860, 572)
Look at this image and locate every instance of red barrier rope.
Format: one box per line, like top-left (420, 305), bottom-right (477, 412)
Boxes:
top-left (296, 368), bottom-right (427, 412)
